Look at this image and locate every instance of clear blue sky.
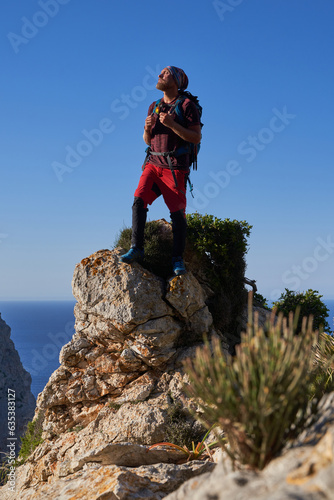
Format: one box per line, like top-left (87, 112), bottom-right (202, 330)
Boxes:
top-left (1, 0), bottom-right (333, 301)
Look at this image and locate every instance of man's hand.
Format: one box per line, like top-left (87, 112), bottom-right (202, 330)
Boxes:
top-left (144, 114), bottom-right (157, 132)
top-left (158, 112), bottom-right (174, 129)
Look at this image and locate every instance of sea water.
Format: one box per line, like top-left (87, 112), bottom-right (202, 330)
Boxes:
top-left (0, 299), bottom-right (333, 399)
top-left (0, 301), bottom-right (75, 398)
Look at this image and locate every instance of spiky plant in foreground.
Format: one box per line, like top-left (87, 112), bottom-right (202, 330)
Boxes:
top-left (184, 294), bottom-right (331, 470)
top-left (312, 331), bottom-right (334, 396)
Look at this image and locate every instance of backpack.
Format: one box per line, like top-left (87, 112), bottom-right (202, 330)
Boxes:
top-left (153, 91), bottom-right (203, 170)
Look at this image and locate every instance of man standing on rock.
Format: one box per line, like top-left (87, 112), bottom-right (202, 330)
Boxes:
top-left (119, 66), bottom-right (202, 276)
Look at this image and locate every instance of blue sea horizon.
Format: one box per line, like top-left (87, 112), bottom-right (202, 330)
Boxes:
top-left (0, 298), bottom-right (333, 399)
top-left (0, 300), bottom-right (76, 398)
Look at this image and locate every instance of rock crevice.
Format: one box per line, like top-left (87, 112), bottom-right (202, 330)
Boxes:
top-left (0, 314), bottom-right (35, 458)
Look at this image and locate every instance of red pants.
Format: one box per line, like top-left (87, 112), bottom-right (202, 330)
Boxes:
top-left (134, 163), bottom-right (188, 214)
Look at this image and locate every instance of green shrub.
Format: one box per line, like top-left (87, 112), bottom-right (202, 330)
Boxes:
top-left (184, 294), bottom-right (330, 470)
top-left (163, 398), bottom-right (205, 449)
top-left (185, 213), bottom-right (252, 348)
top-left (253, 292), bottom-right (271, 310)
top-left (185, 213), bottom-right (251, 288)
top-left (273, 288), bottom-right (331, 334)
top-left (18, 412), bottom-right (44, 463)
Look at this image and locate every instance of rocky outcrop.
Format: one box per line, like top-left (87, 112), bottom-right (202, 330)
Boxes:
top-left (0, 314), bottom-right (35, 457)
top-left (36, 248), bottom-right (216, 442)
top-left (0, 247), bottom-right (219, 498)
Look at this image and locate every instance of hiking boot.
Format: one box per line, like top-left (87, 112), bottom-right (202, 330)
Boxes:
top-left (172, 256), bottom-right (186, 276)
top-left (119, 247), bottom-right (144, 264)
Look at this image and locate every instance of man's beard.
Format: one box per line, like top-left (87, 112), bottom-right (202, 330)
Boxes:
top-left (156, 80), bottom-right (172, 91)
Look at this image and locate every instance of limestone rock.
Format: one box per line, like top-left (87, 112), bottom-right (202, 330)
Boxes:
top-left (32, 248), bottom-right (215, 442)
top-left (0, 313), bottom-right (35, 457)
top-left (72, 249), bottom-right (172, 333)
top-left (1, 461), bottom-right (215, 500)
top-left (165, 272), bottom-right (207, 318)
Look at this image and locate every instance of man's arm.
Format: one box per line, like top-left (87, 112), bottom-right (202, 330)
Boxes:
top-left (143, 129), bottom-right (151, 145)
top-left (143, 114), bottom-right (157, 145)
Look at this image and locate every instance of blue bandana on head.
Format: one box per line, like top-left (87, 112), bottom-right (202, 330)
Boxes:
top-left (167, 66), bottom-right (189, 90)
